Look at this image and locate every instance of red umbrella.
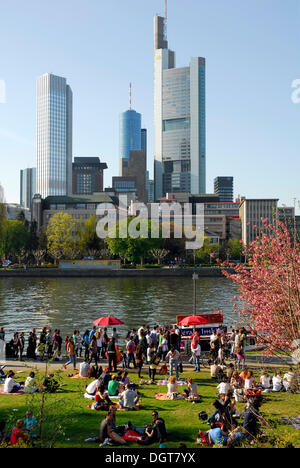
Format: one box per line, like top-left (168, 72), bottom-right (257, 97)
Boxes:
top-left (178, 315), bottom-right (206, 327)
top-left (93, 316), bottom-right (125, 327)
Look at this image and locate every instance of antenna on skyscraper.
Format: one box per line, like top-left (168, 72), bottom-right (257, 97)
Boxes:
top-left (129, 82), bottom-right (132, 110)
top-left (164, 0), bottom-right (168, 42)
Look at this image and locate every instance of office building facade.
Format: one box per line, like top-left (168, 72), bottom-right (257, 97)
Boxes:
top-left (239, 198), bottom-right (279, 244)
top-left (20, 167), bottom-right (36, 209)
top-left (72, 157), bottom-right (107, 195)
top-left (154, 15), bottom-right (206, 199)
top-left (37, 73), bottom-right (73, 199)
top-left (214, 177), bottom-right (234, 203)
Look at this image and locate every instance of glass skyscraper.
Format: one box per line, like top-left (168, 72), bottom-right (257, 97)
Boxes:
top-left (154, 15), bottom-right (206, 199)
top-left (37, 73), bottom-right (72, 199)
top-left (20, 167), bottom-right (36, 209)
top-left (119, 109), bottom-right (142, 161)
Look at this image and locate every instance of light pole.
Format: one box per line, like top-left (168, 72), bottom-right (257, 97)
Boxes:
top-left (192, 272), bottom-right (199, 315)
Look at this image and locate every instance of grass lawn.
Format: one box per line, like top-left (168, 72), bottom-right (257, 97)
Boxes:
top-left (0, 366), bottom-right (300, 448)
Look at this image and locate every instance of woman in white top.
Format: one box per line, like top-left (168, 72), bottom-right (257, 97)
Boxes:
top-left (24, 372), bottom-right (38, 393)
top-left (259, 372), bottom-right (272, 390)
top-left (184, 377), bottom-right (199, 399)
top-left (244, 370), bottom-right (255, 391)
top-left (272, 372), bottom-right (283, 392)
top-left (167, 376), bottom-right (178, 398)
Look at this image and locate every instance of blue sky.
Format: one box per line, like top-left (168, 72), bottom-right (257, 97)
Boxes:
top-left (0, 0), bottom-right (299, 211)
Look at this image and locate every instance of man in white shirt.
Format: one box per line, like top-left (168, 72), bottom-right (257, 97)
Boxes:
top-left (86, 378), bottom-right (101, 396)
top-left (4, 371), bottom-right (21, 393)
top-left (283, 368), bottom-right (298, 392)
top-left (119, 384), bottom-right (139, 409)
top-left (79, 359), bottom-right (90, 378)
top-left (272, 372), bottom-right (283, 392)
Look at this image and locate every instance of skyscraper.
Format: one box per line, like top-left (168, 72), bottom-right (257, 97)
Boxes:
top-left (214, 177), bottom-right (234, 203)
top-left (20, 167), bottom-right (36, 209)
top-left (154, 13), bottom-right (206, 199)
top-left (119, 109), bottom-right (142, 162)
top-left (72, 157), bottom-right (107, 195)
top-left (37, 73), bottom-right (73, 198)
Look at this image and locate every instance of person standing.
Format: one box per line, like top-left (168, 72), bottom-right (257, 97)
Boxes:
top-left (166, 347), bottom-right (180, 380)
top-left (17, 332), bottom-right (25, 362)
top-left (0, 328), bottom-right (5, 362)
top-left (107, 338), bottom-right (117, 373)
top-left (191, 339), bottom-right (201, 372)
top-left (64, 337), bottom-right (77, 370)
top-left (126, 337), bottom-right (136, 369)
top-left (89, 335), bottom-right (99, 366)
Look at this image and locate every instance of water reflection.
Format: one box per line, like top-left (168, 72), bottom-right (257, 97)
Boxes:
top-left (0, 277), bottom-right (238, 340)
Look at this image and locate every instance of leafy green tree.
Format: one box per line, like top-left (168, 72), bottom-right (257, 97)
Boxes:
top-left (150, 248), bottom-right (169, 265)
top-left (46, 213), bottom-right (78, 259)
top-left (0, 203), bottom-right (7, 258)
top-left (106, 218), bottom-right (162, 265)
top-left (226, 237), bottom-right (243, 260)
top-left (1, 219), bottom-right (30, 258)
top-left (78, 215), bottom-right (103, 252)
top-left (195, 237), bottom-right (219, 264)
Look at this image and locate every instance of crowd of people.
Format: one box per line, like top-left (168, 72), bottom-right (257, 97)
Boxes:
top-left (1, 323), bottom-right (299, 448)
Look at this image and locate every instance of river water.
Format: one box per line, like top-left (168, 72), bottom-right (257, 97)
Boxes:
top-left (0, 277), bottom-right (239, 341)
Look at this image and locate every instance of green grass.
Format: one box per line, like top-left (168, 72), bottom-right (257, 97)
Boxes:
top-left (0, 367), bottom-right (300, 448)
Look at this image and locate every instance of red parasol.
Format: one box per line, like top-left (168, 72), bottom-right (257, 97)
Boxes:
top-left (93, 316), bottom-right (125, 327)
top-left (178, 315), bottom-right (209, 327)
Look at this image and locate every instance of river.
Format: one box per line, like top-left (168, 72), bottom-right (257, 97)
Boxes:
top-left (0, 276), bottom-right (239, 341)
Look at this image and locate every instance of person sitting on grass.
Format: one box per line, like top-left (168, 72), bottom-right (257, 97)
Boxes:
top-left (272, 371), bottom-right (283, 392)
top-left (197, 420), bottom-right (228, 447)
top-left (258, 371), bottom-right (272, 391)
top-left (107, 375), bottom-right (122, 397)
top-left (184, 377), bottom-right (199, 399)
top-left (230, 394), bottom-right (266, 446)
top-left (210, 360), bottom-right (221, 380)
top-left (79, 358), bottom-right (90, 378)
top-left (24, 411), bottom-right (37, 439)
top-left (244, 370), bottom-right (256, 391)
top-left (42, 374), bottom-right (60, 393)
top-left (10, 419), bottom-right (31, 446)
top-left (137, 411), bottom-right (168, 446)
top-left (93, 384), bottom-right (116, 411)
top-left (99, 411), bottom-right (126, 446)
top-left (167, 376), bottom-right (178, 399)
top-left (119, 384), bottom-right (139, 410)
top-left (4, 371), bottom-right (23, 393)
top-left (24, 372), bottom-right (38, 394)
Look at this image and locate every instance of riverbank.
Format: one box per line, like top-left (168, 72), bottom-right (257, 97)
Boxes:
top-left (0, 267), bottom-right (234, 278)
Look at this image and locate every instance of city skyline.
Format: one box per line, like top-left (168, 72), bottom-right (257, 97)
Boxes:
top-left (0, 0), bottom-right (299, 211)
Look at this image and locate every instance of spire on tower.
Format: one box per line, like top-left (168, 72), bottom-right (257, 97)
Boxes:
top-left (129, 82), bottom-right (132, 110)
top-left (164, 0), bottom-right (168, 42)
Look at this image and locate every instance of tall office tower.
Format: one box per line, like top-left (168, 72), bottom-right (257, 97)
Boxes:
top-left (154, 12), bottom-right (206, 199)
top-left (37, 73), bottom-right (73, 198)
top-left (72, 157), bottom-right (107, 195)
top-left (119, 109), bottom-right (142, 173)
top-left (20, 168), bottom-right (36, 209)
top-left (214, 177), bottom-right (234, 202)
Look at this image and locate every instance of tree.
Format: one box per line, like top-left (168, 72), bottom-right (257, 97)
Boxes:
top-left (150, 248), bottom-right (169, 265)
top-left (226, 238), bottom-right (243, 260)
top-left (78, 215), bottom-right (103, 252)
top-left (106, 218), bottom-right (163, 265)
top-left (223, 219), bottom-right (300, 357)
top-left (1, 219), bottom-right (30, 258)
top-left (195, 237), bottom-right (219, 264)
top-left (46, 213), bottom-right (78, 259)
top-left (0, 203), bottom-right (7, 258)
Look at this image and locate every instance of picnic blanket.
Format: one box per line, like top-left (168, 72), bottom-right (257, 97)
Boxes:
top-left (70, 374), bottom-right (89, 379)
top-left (282, 417), bottom-right (300, 430)
top-left (122, 430), bottom-right (142, 442)
top-left (155, 392), bottom-right (186, 401)
top-left (0, 386), bottom-right (24, 396)
top-left (157, 379), bottom-right (188, 386)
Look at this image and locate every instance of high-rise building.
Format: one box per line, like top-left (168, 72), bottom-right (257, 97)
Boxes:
top-left (72, 157), bottom-right (107, 195)
top-left (37, 73), bottom-right (73, 198)
top-left (214, 177), bottom-right (234, 202)
top-left (154, 14), bottom-right (206, 199)
top-left (119, 109), bottom-right (142, 161)
top-left (20, 167), bottom-right (36, 209)
top-left (239, 198), bottom-right (279, 244)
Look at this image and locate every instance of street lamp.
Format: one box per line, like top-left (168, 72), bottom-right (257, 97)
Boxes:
top-left (192, 272), bottom-right (199, 315)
